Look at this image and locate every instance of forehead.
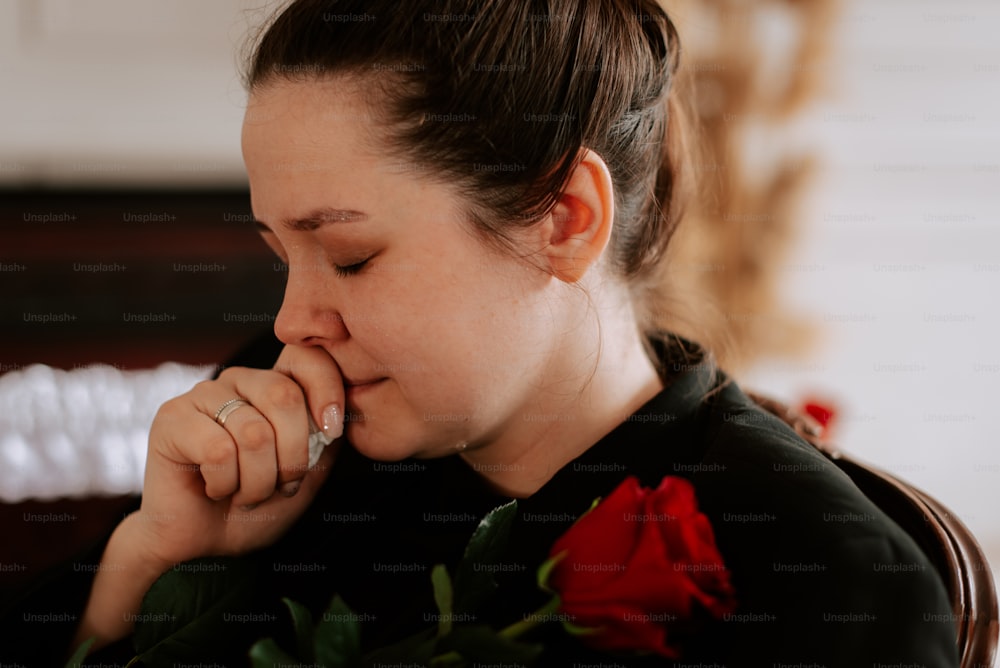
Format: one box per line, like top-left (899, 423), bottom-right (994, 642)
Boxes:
top-left (242, 78), bottom-right (379, 166)
top-left (240, 78), bottom-right (472, 234)
top-left (241, 79), bottom-right (397, 220)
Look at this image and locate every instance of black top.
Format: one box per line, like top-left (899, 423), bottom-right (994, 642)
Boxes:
top-left (1, 331), bottom-right (959, 667)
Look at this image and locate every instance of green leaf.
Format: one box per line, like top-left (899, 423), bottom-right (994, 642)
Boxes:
top-left (314, 594), bottom-right (362, 668)
top-left (63, 636), bottom-right (95, 668)
top-left (427, 650), bottom-right (467, 668)
top-left (362, 626), bottom-right (437, 664)
top-left (132, 557), bottom-right (259, 667)
top-left (431, 564), bottom-right (455, 638)
top-left (452, 500), bottom-right (518, 615)
top-left (249, 637), bottom-right (299, 667)
top-left (282, 597), bottom-right (316, 662)
top-left (436, 624), bottom-right (543, 664)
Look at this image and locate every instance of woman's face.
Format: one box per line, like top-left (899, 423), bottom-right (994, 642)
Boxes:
top-left (242, 79), bottom-right (564, 462)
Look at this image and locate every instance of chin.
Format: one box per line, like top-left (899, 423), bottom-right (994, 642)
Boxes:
top-left (344, 420), bottom-right (421, 462)
top-left (345, 420), bottom-right (464, 462)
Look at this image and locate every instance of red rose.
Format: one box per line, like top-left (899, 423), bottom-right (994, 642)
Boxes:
top-left (801, 398), bottom-right (838, 434)
top-left (541, 475), bottom-right (736, 658)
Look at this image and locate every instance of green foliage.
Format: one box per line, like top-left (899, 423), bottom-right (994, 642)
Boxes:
top-left (249, 638), bottom-right (297, 667)
top-left (62, 636), bottom-right (95, 668)
top-left (431, 564), bottom-right (455, 637)
top-left (283, 597), bottom-right (316, 662)
top-left (314, 595), bottom-right (362, 668)
top-left (452, 500), bottom-right (518, 615)
top-left (126, 499), bottom-right (568, 666)
top-left (129, 557), bottom-right (259, 666)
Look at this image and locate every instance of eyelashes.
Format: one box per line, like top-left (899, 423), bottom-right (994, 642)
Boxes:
top-left (332, 256), bottom-right (372, 277)
top-left (255, 228), bottom-right (374, 277)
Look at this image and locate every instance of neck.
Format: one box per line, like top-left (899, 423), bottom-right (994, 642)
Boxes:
top-left (458, 292), bottom-right (664, 498)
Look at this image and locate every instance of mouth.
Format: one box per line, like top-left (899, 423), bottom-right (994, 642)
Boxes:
top-left (344, 377), bottom-right (387, 388)
top-left (345, 378), bottom-right (387, 397)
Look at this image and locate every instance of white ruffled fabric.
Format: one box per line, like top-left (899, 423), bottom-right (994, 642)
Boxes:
top-left (0, 363), bottom-right (213, 502)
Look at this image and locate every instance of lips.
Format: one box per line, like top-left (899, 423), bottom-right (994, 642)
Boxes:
top-left (344, 377), bottom-right (388, 400)
top-left (345, 378), bottom-right (386, 405)
top-left (344, 377), bottom-right (386, 387)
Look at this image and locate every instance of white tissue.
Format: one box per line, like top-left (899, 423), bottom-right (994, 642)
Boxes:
top-left (307, 414), bottom-right (334, 468)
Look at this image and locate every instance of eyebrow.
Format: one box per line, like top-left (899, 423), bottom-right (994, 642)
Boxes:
top-left (253, 207), bottom-right (369, 232)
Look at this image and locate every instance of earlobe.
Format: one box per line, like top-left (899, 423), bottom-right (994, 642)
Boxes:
top-left (544, 149), bottom-right (615, 284)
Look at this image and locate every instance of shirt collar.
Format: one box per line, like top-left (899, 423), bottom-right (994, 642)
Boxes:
top-left (516, 331), bottom-right (721, 504)
top-left (428, 331), bottom-right (723, 514)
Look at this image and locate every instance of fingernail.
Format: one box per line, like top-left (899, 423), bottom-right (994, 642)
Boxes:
top-left (240, 502), bottom-right (260, 511)
top-left (279, 480), bottom-right (301, 498)
top-left (322, 404), bottom-right (343, 441)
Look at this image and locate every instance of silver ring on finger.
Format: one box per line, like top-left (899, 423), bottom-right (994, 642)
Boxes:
top-left (214, 397), bottom-right (252, 426)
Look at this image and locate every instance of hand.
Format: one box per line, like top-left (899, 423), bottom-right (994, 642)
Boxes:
top-left (136, 345), bottom-right (345, 566)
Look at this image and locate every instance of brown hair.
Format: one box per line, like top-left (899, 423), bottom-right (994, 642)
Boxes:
top-left (245, 0), bottom-right (697, 333)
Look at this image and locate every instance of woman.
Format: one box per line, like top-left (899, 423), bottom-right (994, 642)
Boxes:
top-left (5, 1), bottom-right (957, 665)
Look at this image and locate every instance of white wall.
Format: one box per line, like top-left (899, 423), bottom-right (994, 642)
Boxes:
top-left (738, 0), bottom-right (1000, 589)
top-left (0, 0), bottom-right (256, 186)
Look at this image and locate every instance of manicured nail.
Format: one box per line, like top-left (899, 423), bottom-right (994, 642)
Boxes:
top-left (322, 404), bottom-right (343, 441)
top-left (240, 502), bottom-right (260, 511)
top-left (279, 480), bottom-right (301, 498)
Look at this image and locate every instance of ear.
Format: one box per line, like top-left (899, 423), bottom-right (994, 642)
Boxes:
top-left (541, 148), bottom-right (615, 283)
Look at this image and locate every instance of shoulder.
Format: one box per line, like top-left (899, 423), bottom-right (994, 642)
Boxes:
top-left (692, 377), bottom-right (935, 563)
top-left (686, 380), bottom-right (958, 665)
top-left (696, 380), bottom-right (894, 542)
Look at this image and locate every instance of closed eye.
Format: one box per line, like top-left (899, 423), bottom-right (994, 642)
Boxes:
top-left (332, 257), bottom-right (371, 277)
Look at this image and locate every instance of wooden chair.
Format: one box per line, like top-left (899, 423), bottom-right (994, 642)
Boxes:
top-left (749, 392), bottom-right (999, 668)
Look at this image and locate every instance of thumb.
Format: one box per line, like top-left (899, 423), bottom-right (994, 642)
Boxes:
top-left (274, 344), bottom-right (346, 453)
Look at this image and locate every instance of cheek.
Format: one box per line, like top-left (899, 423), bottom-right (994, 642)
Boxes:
top-left (335, 266), bottom-right (473, 387)
top-left (365, 286), bottom-right (493, 402)
top-left (409, 293), bottom-right (549, 431)
top-left (341, 290), bottom-right (488, 458)
top-left (339, 227), bottom-right (553, 440)
top-left (368, 282), bottom-right (523, 394)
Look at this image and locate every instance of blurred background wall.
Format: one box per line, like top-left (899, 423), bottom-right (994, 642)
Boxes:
top-left (0, 0), bottom-right (280, 369)
top-left (0, 0), bottom-right (251, 186)
top-left (659, 0), bottom-right (1000, 591)
top-left (1, 0), bottom-right (997, 603)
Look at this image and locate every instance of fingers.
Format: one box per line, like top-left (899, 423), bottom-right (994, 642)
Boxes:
top-left (152, 347), bottom-right (343, 511)
top-left (273, 345), bottom-right (345, 443)
top-left (171, 379), bottom-right (281, 507)
top-left (213, 370), bottom-right (311, 506)
top-left (151, 394), bottom-right (239, 501)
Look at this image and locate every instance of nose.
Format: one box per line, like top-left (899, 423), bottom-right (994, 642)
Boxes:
top-left (273, 263), bottom-right (348, 346)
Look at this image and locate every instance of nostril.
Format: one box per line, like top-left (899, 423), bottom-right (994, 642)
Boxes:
top-left (274, 306), bottom-right (350, 348)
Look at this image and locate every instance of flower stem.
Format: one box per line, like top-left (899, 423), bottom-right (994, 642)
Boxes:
top-left (498, 596), bottom-right (561, 639)
top-left (428, 650), bottom-right (464, 668)
top-left (427, 597), bottom-right (561, 667)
